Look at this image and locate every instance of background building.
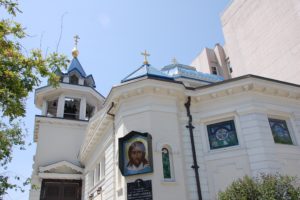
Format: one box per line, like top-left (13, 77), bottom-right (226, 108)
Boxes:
top-left (192, 0), bottom-right (300, 85)
top-left (191, 44), bottom-right (231, 80)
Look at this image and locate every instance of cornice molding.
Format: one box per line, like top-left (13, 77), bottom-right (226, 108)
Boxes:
top-left (190, 79), bottom-right (300, 104)
top-left (38, 173), bottom-right (82, 180)
top-left (39, 161), bottom-right (83, 173)
top-left (34, 116), bottom-right (88, 142)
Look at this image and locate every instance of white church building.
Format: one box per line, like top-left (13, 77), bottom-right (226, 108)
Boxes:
top-left (29, 44), bottom-right (300, 200)
top-left (29, 1), bottom-right (300, 199)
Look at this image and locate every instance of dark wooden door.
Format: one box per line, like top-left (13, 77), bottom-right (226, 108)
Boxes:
top-left (40, 179), bottom-right (81, 200)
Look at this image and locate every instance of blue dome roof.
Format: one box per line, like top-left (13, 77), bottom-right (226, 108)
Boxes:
top-left (67, 57), bottom-right (87, 77)
top-left (121, 64), bottom-right (172, 83)
top-left (121, 62), bottom-right (224, 84)
top-left (162, 63), bottom-right (224, 82)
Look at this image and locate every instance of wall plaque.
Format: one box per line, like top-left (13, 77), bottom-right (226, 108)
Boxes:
top-left (127, 179), bottom-right (152, 200)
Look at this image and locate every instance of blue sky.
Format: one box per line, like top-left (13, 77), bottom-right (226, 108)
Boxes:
top-left (4, 0), bottom-right (230, 199)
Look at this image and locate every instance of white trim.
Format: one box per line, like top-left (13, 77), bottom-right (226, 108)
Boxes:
top-left (155, 141), bottom-right (179, 154)
top-left (38, 172), bottom-right (82, 180)
top-left (39, 161), bottom-right (83, 173)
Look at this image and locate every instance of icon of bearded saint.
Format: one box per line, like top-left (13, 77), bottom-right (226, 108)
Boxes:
top-left (126, 141), bottom-right (151, 174)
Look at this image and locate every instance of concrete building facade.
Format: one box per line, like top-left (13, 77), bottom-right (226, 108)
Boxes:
top-left (192, 0), bottom-right (300, 84)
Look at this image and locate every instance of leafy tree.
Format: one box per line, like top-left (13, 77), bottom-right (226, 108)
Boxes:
top-left (219, 173), bottom-right (300, 200)
top-left (0, 0), bottom-right (68, 195)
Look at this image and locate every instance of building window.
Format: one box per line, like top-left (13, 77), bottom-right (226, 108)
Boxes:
top-left (88, 171), bottom-right (94, 187)
top-left (94, 164), bottom-right (99, 185)
top-left (40, 180), bottom-right (82, 200)
top-left (99, 156), bottom-right (105, 181)
top-left (162, 148), bottom-right (171, 179)
top-left (86, 104), bottom-right (95, 120)
top-left (46, 98), bottom-right (58, 117)
top-left (70, 75), bottom-right (79, 85)
top-left (64, 97), bottom-right (80, 120)
top-left (211, 66), bottom-right (218, 75)
top-left (207, 120), bottom-right (238, 150)
top-left (160, 145), bottom-right (175, 181)
top-left (226, 57), bottom-right (232, 73)
top-left (268, 118), bottom-right (293, 145)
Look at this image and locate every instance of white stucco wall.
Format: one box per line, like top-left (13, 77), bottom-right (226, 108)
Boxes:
top-left (80, 77), bottom-right (300, 200)
top-left (114, 94), bottom-right (188, 200)
top-left (35, 120), bottom-right (87, 167)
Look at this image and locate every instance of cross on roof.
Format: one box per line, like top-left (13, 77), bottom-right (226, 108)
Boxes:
top-left (172, 57), bottom-right (178, 64)
top-left (141, 50), bottom-right (150, 65)
top-left (74, 35), bottom-right (80, 48)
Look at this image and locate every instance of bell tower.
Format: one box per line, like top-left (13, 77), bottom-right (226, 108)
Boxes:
top-left (29, 36), bottom-right (105, 200)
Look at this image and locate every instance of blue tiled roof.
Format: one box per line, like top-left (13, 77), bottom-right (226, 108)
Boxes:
top-left (121, 62), bottom-right (224, 84)
top-left (162, 63), bottom-right (224, 83)
top-left (161, 64), bottom-right (196, 71)
top-left (121, 64), bottom-right (172, 83)
top-left (67, 57), bottom-right (87, 77)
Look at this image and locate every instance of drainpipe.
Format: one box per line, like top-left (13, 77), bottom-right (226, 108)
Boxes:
top-left (184, 96), bottom-right (202, 200)
top-left (106, 102), bottom-right (116, 200)
top-left (107, 102), bottom-right (115, 118)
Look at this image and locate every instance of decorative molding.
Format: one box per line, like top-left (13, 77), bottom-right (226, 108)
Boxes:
top-left (191, 79), bottom-right (300, 104)
top-left (39, 161), bottom-right (83, 173)
top-left (34, 116), bottom-right (88, 142)
top-left (155, 141), bottom-right (179, 155)
top-left (38, 172), bottom-right (82, 180)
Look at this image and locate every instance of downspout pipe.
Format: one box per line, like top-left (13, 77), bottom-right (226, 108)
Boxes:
top-left (184, 96), bottom-right (202, 200)
top-left (106, 102), bottom-right (116, 200)
top-left (107, 102), bottom-right (115, 118)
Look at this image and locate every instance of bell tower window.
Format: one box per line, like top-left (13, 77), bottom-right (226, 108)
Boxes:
top-left (70, 75), bottom-right (79, 85)
top-left (46, 99), bottom-right (58, 117)
top-left (64, 97), bottom-right (80, 119)
top-left (86, 104), bottom-right (95, 120)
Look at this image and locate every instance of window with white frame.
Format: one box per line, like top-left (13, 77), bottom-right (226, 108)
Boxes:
top-left (94, 164), bottom-right (100, 184)
top-left (268, 118), bottom-right (293, 145)
top-left (64, 97), bottom-right (80, 119)
top-left (70, 74), bottom-right (79, 85)
top-left (88, 171), bottom-right (94, 187)
top-left (207, 120), bottom-right (239, 150)
top-left (161, 146), bottom-right (175, 181)
top-left (99, 156), bottom-right (105, 181)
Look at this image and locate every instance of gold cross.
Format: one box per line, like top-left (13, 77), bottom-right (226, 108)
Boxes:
top-left (141, 50), bottom-right (150, 65)
top-left (74, 35), bottom-right (80, 48)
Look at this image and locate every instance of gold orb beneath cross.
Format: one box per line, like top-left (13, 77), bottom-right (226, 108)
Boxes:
top-left (72, 47), bottom-right (79, 57)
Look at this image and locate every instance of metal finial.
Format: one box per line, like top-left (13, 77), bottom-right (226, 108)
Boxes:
top-left (74, 35), bottom-right (80, 48)
top-left (141, 50), bottom-right (150, 65)
top-left (72, 35), bottom-right (80, 57)
top-left (172, 57), bottom-right (178, 64)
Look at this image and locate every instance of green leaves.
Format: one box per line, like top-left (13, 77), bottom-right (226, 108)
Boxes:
top-left (218, 174), bottom-right (300, 200)
top-left (0, 120), bottom-right (24, 167)
top-left (0, 0), bottom-right (69, 195)
top-left (0, 0), bottom-right (21, 16)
